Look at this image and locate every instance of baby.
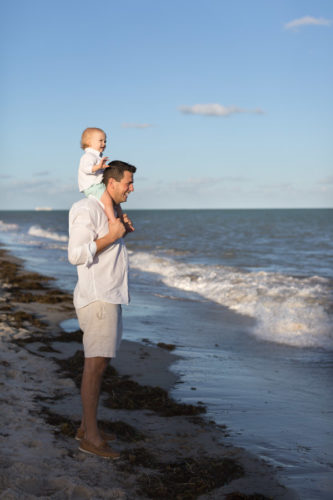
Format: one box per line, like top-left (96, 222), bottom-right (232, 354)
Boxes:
top-left (78, 127), bottom-right (120, 225)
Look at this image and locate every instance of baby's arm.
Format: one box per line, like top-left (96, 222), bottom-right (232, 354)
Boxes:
top-left (91, 156), bottom-right (108, 173)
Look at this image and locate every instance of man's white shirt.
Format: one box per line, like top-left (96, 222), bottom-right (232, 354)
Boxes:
top-left (78, 147), bottom-right (104, 192)
top-left (68, 197), bottom-right (129, 309)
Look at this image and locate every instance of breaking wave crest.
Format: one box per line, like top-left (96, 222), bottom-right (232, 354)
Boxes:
top-left (129, 251), bottom-right (333, 350)
top-left (28, 226), bottom-right (68, 242)
top-left (0, 220), bottom-right (19, 231)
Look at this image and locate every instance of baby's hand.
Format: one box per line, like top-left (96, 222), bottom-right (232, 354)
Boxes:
top-left (122, 213), bottom-right (135, 233)
top-left (98, 156), bottom-right (109, 170)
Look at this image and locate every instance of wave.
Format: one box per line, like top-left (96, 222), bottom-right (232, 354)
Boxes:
top-left (28, 225), bottom-right (68, 242)
top-left (0, 220), bottom-right (19, 231)
top-left (22, 239), bottom-right (69, 252)
top-left (129, 251), bottom-right (333, 350)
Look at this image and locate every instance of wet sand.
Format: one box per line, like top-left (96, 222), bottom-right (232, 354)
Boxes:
top-left (0, 248), bottom-right (298, 499)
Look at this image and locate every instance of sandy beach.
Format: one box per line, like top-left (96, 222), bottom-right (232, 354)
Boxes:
top-left (0, 247), bottom-right (299, 499)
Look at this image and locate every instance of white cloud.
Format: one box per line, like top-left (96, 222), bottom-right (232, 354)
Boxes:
top-left (179, 104), bottom-right (264, 117)
top-left (121, 123), bottom-right (153, 129)
top-left (284, 16), bottom-right (332, 30)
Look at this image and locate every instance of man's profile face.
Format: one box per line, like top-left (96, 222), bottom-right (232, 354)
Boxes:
top-left (109, 171), bottom-right (134, 204)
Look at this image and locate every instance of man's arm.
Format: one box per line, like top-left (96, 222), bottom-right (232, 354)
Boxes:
top-left (68, 207), bottom-right (125, 266)
top-left (95, 219), bottom-right (126, 253)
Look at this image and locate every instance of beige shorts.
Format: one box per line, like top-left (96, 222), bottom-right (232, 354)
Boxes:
top-left (76, 301), bottom-right (122, 358)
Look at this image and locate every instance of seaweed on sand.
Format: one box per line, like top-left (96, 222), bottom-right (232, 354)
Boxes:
top-left (55, 350), bottom-right (118, 388)
top-left (39, 407), bottom-right (145, 442)
top-left (119, 448), bottom-right (244, 499)
top-left (13, 290), bottom-right (73, 304)
top-left (103, 377), bottom-right (206, 417)
top-left (0, 251), bottom-right (53, 290)
top-left (0, 249), bottom-right (72, 304)
top-left (39, 407), bottom-right (79, 438)
top-left (55, 350), bottom-right (206, 417)
top-left (100, 420), bottom-right (146, 442)
top-left (225, 493), bottom-right (272, 500)
top-left (3, 310), bottom-right (47, 330)
top-left (52, 329), bottom-right (83, 344)
top-left (157, 342), bottom-right (176, 351)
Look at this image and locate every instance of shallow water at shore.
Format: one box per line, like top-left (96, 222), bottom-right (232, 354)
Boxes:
top-left (122, 288), bottom-right (333, 500)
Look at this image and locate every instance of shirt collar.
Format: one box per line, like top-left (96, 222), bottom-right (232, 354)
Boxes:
top-left (85, 147), bottom-right (102, 157)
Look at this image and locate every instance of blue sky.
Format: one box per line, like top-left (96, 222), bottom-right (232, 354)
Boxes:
top-left (1, 0), bottom-right (332, 209)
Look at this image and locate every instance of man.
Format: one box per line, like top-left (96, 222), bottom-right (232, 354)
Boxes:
top-left (68, 160), bottom-right (136, 459)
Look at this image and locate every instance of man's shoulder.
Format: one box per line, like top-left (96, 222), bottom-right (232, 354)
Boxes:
top-left (70, 197), bottom-right (101, 215)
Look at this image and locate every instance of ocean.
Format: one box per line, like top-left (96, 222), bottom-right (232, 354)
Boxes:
top-left (0, 208), bottom-right (332, 499)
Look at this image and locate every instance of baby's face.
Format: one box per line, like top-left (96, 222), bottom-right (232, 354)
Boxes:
top-left (89, 131), bottom-right (106, 153)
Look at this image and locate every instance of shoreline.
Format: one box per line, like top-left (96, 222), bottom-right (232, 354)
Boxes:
top-left (0, 246), bottom-right (298, 499)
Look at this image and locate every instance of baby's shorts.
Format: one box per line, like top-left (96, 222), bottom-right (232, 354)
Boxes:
top-left (76, 301), bottom-right (123, 358)
top-left (83, 182), bottom-right (106, 200)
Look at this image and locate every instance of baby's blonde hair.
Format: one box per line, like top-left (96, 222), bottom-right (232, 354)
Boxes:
top-left (80, 127), bottom-right (106, 149)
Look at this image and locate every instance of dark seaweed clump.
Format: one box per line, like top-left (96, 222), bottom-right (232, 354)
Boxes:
top-left (0, 249), bottom-right (72, 305)
top-left (3, 310), bottom-right (47, 330)
top-left (38, 407), bottom-right (145, 442)
top-left (103, 377), bottom-right (205, 417)
top-left (226, 494), bottom-right (272, 500)
top-left (157, 342), bottom-right (176, 351)
top-left (119, 447), bottom-right (243, 499)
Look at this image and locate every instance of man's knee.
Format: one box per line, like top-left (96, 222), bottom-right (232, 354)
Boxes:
top-left (84, 356), bottom-right (109, 376)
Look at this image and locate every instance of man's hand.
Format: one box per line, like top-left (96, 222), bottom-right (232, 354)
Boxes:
top-left (108, 218), bottom-right (126, 240)
top-left (95, 219), bottom-right (126, 254)
top-left (122, 213), bottom-right (135, 233)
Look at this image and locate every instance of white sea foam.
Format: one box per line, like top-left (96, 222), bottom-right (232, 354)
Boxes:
top-left (28, 225), bottom-right (68, 242)
top-left (0, 220), bottom-right (19, 231)
top-left (130, 251), bottom-right (333, 350)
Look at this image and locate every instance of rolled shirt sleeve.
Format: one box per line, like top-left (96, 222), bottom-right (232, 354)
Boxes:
top-left (68, 207), bottom-right (97, 266)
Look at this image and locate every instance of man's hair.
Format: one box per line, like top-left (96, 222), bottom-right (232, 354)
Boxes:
top-left (80, 127), bottom-right (105, 150)
top-left (103, 161), bottom-right (137, 185)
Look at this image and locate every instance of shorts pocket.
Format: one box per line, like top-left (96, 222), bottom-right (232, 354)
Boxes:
top-left (96, 303), bottom-right (106, 320)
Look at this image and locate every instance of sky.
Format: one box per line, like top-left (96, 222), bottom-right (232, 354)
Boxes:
top-left (1, 0), bottom-right (332, 210)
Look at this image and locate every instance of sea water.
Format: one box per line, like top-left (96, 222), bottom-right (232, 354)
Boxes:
top-left (0, 209), bottom-right (332, 499)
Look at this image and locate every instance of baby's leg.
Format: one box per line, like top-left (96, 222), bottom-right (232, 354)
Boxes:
top-left (101, 190), bottom-right (117, 223)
